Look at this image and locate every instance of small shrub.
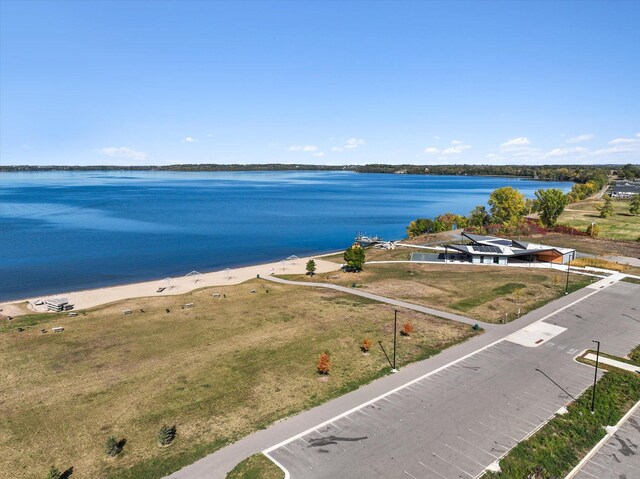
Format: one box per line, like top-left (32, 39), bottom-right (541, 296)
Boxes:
top-left (105, 435), bottom-right (122, 458)
top-left (585, 223), bottom-right (600, 237)
top-left (317, 352), bottom-right (330, 374)
top-left (361, 338), bottom-right (372, 353)
top-left (45, 466), bottom-right (61, 479)
top-left (400, 322), bottom-right (414, 336)
top-left (157, 424), bottom-right (177, 446)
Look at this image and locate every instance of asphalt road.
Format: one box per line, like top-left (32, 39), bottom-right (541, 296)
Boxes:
top-left (266, 281), bottom-right (640, 479)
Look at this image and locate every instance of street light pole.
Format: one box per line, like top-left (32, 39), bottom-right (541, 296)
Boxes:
top-left (564, 258), bottom-right (571, 295)
top-left (393, 310), bottom-right (397, 372)
top-left (591, 340), bottom-right (600, 413)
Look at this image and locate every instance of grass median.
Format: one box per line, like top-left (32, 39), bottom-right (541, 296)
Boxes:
top-left (484, 360), bottom-right (640, 478)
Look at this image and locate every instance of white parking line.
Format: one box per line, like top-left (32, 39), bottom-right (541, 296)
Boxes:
top-left (433, 452), bottom-right (474, 478)
top-left (418, 461), bottom-right (447, 478)
top-left (456, 435), bottom-right (498, 459)
top-left (445, 443), bottom-right (486, 467)
top-left (478, 420), bottom-right (519, 441)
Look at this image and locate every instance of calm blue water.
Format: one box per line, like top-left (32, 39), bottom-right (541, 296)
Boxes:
top-left (0, 171), bottom-right (572, 301)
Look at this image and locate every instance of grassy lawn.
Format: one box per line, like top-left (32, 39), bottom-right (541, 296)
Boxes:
top-left (281, 263), bottom-right (592, 323)
top-left (1, 280), bottom-right (478, 479)
top-left (321, 246), bottom-right (412, 263)
top-left (559, 198), bottom-right (640, 241)
top-left (226, 454), bottom-right (283, 479)
top-left (484, 368), bottom-right (640, 479)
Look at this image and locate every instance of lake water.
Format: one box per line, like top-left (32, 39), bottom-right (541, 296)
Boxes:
top-left (0, 171), bottom-right (572, 301)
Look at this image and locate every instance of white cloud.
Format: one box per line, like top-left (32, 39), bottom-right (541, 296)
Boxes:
top-left (593, 135), bottom-right (640, 157)
top-left (441, 140), bottom-right (471, 155)
top-left (184, 136), bottom-right (197, 143)
top-left (500, 137), bottom-right (531, 151)
top-left (313, 152), bottom-right (325, 158)
top-left (332, 138), bottom-right (366, 152)
top-left (566, 134), bottom-right (594, 144)
top-left (608, 137), bottom-right (637, 145)
top-left (433, 136), bottom-right (441, 140)
top-left (287, 145), bottom-right (318, 152)
top-left (96, 147), bottom-right (148, 161)
top-left (545, 147), bottom-right (588, 158)
top-left (424, 147), bottom-right (441, 154)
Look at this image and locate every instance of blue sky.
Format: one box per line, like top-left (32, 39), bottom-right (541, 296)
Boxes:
top-left (1, 0), bottom-right (638, 166)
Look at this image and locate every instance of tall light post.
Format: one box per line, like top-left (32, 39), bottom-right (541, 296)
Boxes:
top-left (393, 310), bottom-right (398, 372)
top-left (564, 258), bottom-right (571, 295)
top-left (591, 340), bottom-right (600, 413)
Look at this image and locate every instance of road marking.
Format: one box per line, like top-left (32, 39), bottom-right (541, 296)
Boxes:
top-left (456, 435), bottom-right (498, 459)
top-left (433, 452), bottom-right (474, 477)
top-left (487, 414), bottom-right (528, 434)
top-left (418, 461), bottom-right (447, 478)
top-left (497, 408), bottom-right (539, 427)
top-left (478, 421), bottom-right (520, 442)
top-left (403, 472), bottom-right (418, 479)
top-left (445, 443), bottom-right (486, 467)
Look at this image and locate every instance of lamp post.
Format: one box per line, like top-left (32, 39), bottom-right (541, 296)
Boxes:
top-left (393, 310), bottom-right (398, 372)
top-left (564, 258), bottom-right (571, 295)
top-left (591, 340), bottom-right (600, 413)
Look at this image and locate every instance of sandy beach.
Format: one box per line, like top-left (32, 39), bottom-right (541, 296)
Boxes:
top-left (0, 254), bottom-right (342, 317)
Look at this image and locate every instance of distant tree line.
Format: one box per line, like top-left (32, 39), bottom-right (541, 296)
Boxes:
top-left (1, 164), bottom-right (628, 184)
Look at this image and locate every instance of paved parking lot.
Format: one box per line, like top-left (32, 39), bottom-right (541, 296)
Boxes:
top-left (266, 282), bottom-right (640, 479)
top-left (573, 406), bottom-right (640, 479)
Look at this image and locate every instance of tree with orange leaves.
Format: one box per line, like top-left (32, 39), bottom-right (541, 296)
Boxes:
top-left (317, 352), bottom-right (331, 374)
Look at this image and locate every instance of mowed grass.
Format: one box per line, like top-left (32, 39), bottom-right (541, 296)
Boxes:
top-left (559, 198), bottom-right (640, 241)
top-left (226, 454), bottom-right (283, 479)
top-left (1, 280), bottom-right (478, 479)
top-left (283, 263), bottom-right (592, 323)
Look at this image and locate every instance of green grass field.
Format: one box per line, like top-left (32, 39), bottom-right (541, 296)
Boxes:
top-left (1, 280), bottom-right (478, 479)
top-left (226, 454), bottom-right (283, 479)
top-left (282, 263), bottom-right (592, 323)
top-left (559, 198), bottom-right (640, 241)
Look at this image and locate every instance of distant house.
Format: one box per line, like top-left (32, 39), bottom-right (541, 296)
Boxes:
top-left (611, 180), bottom-right (640, 198)
top-left (416, 232), bottom-right (576, 265)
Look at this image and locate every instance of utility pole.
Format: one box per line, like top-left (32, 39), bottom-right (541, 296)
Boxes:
top-left (564, 259), bottom-right (571, 295)
top-left (393, 310), bottom-right (398, 372)
top-left (591, 340), bottom-right (600, 413)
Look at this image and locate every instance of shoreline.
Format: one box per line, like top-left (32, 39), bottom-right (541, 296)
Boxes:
top-left (0, 252), bottom-right (343, 317)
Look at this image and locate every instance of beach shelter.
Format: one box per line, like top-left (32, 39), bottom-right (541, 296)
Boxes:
top-left (285, 255), bottom-right (300, 265)
top-left (185, 271), bottom-right (203, 283)
top-left (164, 277), bottom-right (174, 290)
top-left (224, 268), bottom-right (232, 280)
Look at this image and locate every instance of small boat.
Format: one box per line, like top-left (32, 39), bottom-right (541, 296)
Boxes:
top-left (355, 233), bottom-right (383, 246)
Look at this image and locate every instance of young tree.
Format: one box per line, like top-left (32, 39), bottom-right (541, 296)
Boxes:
top-left (157, 425), bottom-right (177, 446)
top-left (468, 205), bottom-right (490, 227)
top-left (401, 322), bottom-right (414, 336)
top-left (535, 188), bottom-right (569, 227)
top-left (317, 352), bottom-right (331, 374)
top-left (598, 196), bottom-right (614, 218)
top-left (105, 435), bottom-right (122, 458)
top-left (488, 187), bottom-right (525, 225)
top-left (586, 223), bottom-right (600, 237)
top-left (630, 195), bottom-right (640, 216)
top-left (305, 259), bottom-right (317, 276)
top-left (343, 243), bottom-right (365, 272)
top-left (45, 466), bottom-right (61, 479)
